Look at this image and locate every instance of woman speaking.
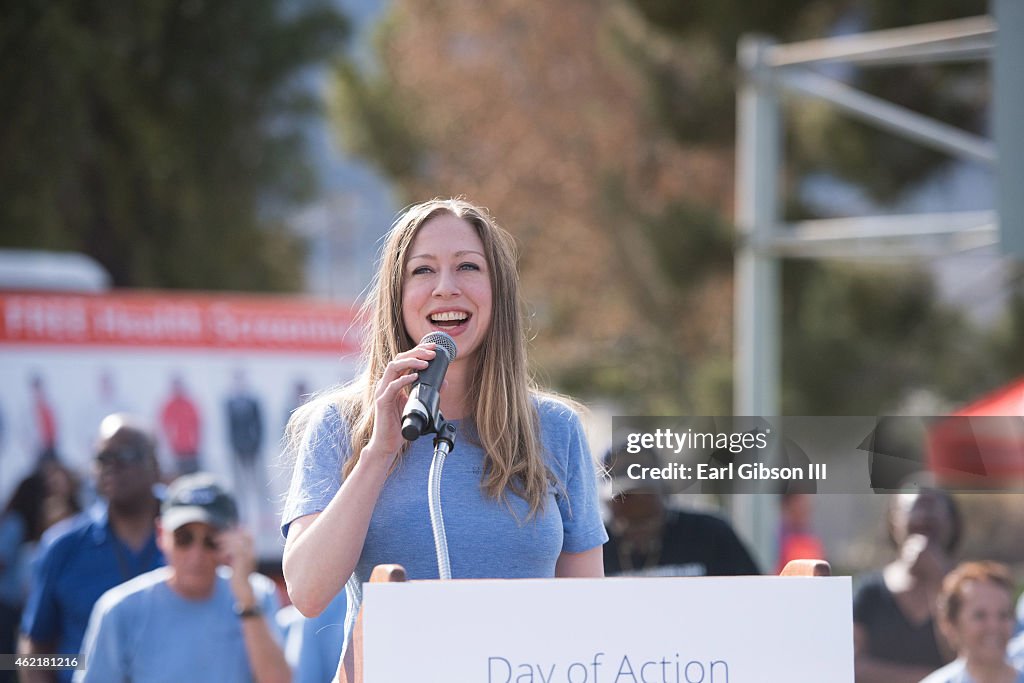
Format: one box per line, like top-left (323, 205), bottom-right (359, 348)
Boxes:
top-left (280, 199), bottom-right (607, 672)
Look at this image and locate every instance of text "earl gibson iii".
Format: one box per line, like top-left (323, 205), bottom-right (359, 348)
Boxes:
top-left (627, 461), bottom-right (828, 482)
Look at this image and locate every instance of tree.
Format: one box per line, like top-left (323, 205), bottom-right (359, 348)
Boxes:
top-left (618, 0), bottom-right (989, 200)
top-left (0, 0), bottom-right (349, 291)
top-left (615, 0), bottom-right (1005, 412)
top-left (326, 0), bottom-right (1002, 415)
top-left (328, 1), bottom-right (740, 413)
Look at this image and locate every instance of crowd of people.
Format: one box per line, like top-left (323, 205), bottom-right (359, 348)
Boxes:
top-left (0, 414), bottom-right (293, 683)
top-left (1, 199), bottom-right (1021, 683)
top-left (0, 410), bottom-right (346, 683)
top-left (852, 487), bottom-right (1024, 683)
top-left (5, 427), bottom-right (1020, 683)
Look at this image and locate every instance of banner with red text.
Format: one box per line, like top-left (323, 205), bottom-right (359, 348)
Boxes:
top-left (0, 291), bottom-right (362, 558)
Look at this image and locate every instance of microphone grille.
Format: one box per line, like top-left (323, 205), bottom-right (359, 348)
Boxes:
top-left (420, 331), bottom-right (457, 361)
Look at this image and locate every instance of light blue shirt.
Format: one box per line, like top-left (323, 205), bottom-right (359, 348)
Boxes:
top-left (919, 634), bottom-right (1024, 683)
top-left (919, 667), bottom-right (1024, 683)
top-left (282, 395), bottom-right (607, 579)
top-left (74, 566), bottom-right (280, 683)
top-left (279, 591), bottom-right (347, 683)
top-left (0, 512), bottom-right (29, 606)
top-left (281, 395), bottom-right (608, 658)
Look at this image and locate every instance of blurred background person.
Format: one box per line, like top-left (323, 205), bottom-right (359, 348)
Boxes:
top-left (1, 461), bottom-right (85, 683)
top-left (37, 460), bottom-right (83, 533)
top-left (27, 374), bottom-right (58, 464)
top-left (0, 473), bottom-right (47, 683)
top-left (225, 368), bottom-right (266, 528)
top-left (921, 561), bottom-right (1023, 683)
top-left (75, 473), bottom-right (288, 683)
top-left (602, 447), bottom-right (760, 577)
top-left (278, 590), bottom-right (346, 683)
top-left (853, 487), bottom-right (961, 683)
top-left (776, 491), bottom-right (826, 574)
top-left (160, 374), bottom-right (202, 477)
top-left (18, 414), bottom-right (164, 683)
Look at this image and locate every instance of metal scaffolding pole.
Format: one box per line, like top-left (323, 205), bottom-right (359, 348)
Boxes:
top-left (735, 36), bottom-right (781, 420)
top-left (730, 11), bottom-right (1011, 566)
top-left (994, 0), bottom-right (1024, 256)
top-left (776, 69), bottom-right (995, 165)
top-left (733, 36), bottom-right (781, 570)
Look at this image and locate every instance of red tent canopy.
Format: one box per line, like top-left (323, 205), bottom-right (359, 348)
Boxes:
top-left (952, 377), bottom-right (1024, 417)
top-left (928, 378), bottom-right (1024, 485)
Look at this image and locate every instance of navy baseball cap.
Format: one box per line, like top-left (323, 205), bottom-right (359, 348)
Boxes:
top-left (161, 473), bottom-right (239, 531)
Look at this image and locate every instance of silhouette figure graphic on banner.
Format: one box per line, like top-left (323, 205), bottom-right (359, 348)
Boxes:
top-left (28, 373), bottom-right (59, 463)
top-left (283, 379), bottom-right (310, 437)
top-left (224, 369), bottom-right (266, 531)
top-left (77, 370), bottom-right (128, 470)
top-left (159, 375), bottom-right (202, 477)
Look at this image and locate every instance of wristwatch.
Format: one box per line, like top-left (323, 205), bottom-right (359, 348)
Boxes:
top-left (234, 603), bottom-right (263, 619)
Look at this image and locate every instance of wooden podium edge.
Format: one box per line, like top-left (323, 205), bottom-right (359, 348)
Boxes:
top-left (339, 564), bottom-right (407, 683)
top-left (780, 558), bottom-right (832, 577)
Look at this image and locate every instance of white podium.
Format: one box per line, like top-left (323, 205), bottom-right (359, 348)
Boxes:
top-left (342, 561), bottom-right (852, 683)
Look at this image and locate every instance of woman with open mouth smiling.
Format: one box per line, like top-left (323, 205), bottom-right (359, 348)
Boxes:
top-left (921, 562), bottom-right (1024, 683)
top-left (279, 198), bottom-right (608, 680)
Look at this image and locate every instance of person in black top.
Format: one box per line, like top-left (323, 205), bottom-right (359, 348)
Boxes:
top-left (852, 485), bottom-right (960, 683)
top-left (602, 447), bottom-right (760, 577)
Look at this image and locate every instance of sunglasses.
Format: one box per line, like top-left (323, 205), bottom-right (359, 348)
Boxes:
top-left (96, 446), bottom-right (147, 468)
top-left (172, 527), bottom-right (220, 551)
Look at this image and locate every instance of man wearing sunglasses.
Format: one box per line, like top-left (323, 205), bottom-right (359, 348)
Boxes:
top-left (19, 414), bottom-right (165, 683)
top-left (74, 473), bottom-right (290, 683)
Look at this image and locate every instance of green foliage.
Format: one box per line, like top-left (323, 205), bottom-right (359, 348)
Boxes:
top-left (330, 58), bottom-right (424, 183)
top-left (792, 61), bottom-right (988, 202)
top-left (555, 180), bottom-right (736, 414)
top-left (553, 340), bottom-right (692, 414)
top-left (0, 0), bottom-right (349, 290)
top-left (781, 261), bottom-right (996, 414)
top-left (639, 201), bottom-right (733, 289)
top-left (612, 0), bottom-right (833, 145)
top-left (322, 1), bottom-right (1011, 419)
top-left (619, 0), bottom-right (989, 202)
top-left (984, 268), bottom-right (1024, 383)
top-left (606, 22), bottom-right (736, 143)
top-left (615, 0), bottom-right (1009, 416)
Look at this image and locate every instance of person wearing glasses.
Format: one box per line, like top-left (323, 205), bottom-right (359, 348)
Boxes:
top-left (75, 473), bottom-right (290, 683)
top-left (18, 414), bottom-right (165, 683)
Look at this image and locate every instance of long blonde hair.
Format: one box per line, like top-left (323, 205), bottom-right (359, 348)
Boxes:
top-left (288, 198), bottom-right (552, 516)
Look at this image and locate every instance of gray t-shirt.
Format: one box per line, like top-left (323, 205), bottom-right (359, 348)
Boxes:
top-left (74, 566), bottom-right (280, 683)
top-left (281, 395), bottom-right (608, 583)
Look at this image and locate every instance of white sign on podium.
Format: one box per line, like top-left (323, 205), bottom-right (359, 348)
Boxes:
top-left (364, 576), bottom-right (853, 683)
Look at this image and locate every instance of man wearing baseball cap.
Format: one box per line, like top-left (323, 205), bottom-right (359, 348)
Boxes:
top-left (75, 473), bottom-right (291, 683)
